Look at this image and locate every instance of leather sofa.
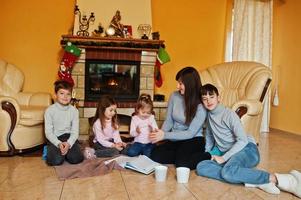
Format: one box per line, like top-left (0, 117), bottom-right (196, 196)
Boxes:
top-left (200, 61), bottom-right (272, 143)
top-left (0, 59), bottom-right (52, 156)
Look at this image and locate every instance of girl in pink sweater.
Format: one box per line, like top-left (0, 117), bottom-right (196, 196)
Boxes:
top-left (84, 95), bottom-right (126, 158)
top-left (127, 94), bottom-right (158, 157)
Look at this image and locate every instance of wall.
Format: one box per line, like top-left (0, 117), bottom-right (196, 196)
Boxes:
top-left (271, 0), bottom-right (301, 135)
top-left (75, 0), bottom-right (152, 38)
top-left (0, 0), bottom-right (227, 96)
top-left (1, 0), bottom-right (300, 135)
top-left (151, 0), bottom-right (228, 97)
top-left (0, 0), bottom-right (75, 94)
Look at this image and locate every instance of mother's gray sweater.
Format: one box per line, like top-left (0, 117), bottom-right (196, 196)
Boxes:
top-left (162, 91), bottom-right (207, 141)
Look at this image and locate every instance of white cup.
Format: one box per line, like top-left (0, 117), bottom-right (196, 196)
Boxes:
top-left (155, 165), bottom-right (168, 182)
top-left (176, 167), bottom-right (190, 183)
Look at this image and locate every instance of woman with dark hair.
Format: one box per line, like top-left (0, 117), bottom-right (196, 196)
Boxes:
top-left (150, 67), bottom-right (211, 169)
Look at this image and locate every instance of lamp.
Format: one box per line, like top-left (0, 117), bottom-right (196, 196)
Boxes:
top-left (74, 5), bottom-right (95, 37)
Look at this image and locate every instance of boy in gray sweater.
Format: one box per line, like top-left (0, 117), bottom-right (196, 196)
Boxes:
top-left (44, 80), bottom-right (83, 166)
top-left (196, 84), bottom-right (301, 198)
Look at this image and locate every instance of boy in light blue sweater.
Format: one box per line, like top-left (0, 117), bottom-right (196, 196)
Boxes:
top-left (196, 84), bottom-right (301, 198)
top-left (44, 80), bottom-right (83, 166)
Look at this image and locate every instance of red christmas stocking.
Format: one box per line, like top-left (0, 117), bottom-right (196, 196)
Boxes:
top-left (154, 47), bottom-right (170, 88)
top-left (57, 42), bottom-right (82, 86)
top-left (155, 59), bottom-right (163, 87)
top-left (58, 64), bottom-right (74, 86)
top-left (62, 52), bottom-right (78, 68)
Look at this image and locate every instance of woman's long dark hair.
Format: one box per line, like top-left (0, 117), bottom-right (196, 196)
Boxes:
top-left (176, 66), bottom-right (202, 125)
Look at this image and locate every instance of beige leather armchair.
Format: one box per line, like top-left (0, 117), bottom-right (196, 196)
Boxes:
top-left (200, 61), bottom-right (272, 143)
top-left (0, 59), bottom-right (52, 156)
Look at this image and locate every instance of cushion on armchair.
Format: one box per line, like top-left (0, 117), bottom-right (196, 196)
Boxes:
top-left (19, 106), bottom-right (46, 126)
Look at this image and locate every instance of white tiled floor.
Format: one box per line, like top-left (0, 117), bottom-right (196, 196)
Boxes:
top-left (0, 129), bottom-right (300, 200)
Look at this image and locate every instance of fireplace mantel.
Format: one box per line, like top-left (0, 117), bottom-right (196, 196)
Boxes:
top-left (61, 35), bottom-right (164, 51)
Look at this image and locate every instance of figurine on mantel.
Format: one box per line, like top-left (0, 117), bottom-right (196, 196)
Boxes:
top-left (108, 10), bottom-right (125, 38)
top-left (92, 23), bottom-right (104, 37)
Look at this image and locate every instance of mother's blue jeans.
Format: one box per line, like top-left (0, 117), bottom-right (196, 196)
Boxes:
top-left (196, 142), bottom-right (270, 184)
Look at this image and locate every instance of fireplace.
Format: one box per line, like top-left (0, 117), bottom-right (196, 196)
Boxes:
top-left (61, 35), bottom-right (167, 138)
top-left (85, 59), bottom-right (140, 101)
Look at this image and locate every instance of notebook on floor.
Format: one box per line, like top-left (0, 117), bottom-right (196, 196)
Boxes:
top-left (105, 155), bottom-right (161, 175)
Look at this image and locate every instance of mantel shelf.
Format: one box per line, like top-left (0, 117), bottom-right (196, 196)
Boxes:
top-left (61, 35), bottom-right (164, 51)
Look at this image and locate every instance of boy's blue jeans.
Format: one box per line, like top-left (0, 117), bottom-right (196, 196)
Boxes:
top-left (196, 142), bottom-right (270, 184)
top-left (127, 142), bottom-right (155, 158)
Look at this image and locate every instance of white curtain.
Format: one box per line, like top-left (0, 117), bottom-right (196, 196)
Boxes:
top-left (226, 0), bottom-right (273, 133)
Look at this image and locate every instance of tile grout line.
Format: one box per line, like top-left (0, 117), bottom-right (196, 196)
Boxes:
top-left (183, 184), bottom-right (199, 200)
top-left (120, 170), bottom-right (131, 200)
top-left (0, 177), bottom-right (7, 186)
top-left (59, 180), bottom-right (65, 200)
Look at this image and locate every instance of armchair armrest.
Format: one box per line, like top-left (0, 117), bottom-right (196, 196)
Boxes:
top-left (0, 96), bottom-right (21, 124)
top-left (16, 92), bottom-right (52, 107)
top-left (0, 96), bottom-right (21, 154)
top-left (232, 99), bottom-right (263, 118)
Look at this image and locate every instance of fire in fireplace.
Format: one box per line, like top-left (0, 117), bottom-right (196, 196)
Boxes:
top-left (85, 59), bottom-right (140, 101)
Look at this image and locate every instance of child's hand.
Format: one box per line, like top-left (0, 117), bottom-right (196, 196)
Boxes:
top-left (136, 126), bottom-right (141, 134)
top-left (59, 143), bottom-right (65, 154)
top-left (212, 155), bottom-right (225, 164)
top-left (60, 142), bottom-right (70, 155)
top-left (114, 143), bottom-right (124, 151)
top-left (148, 124), bottom-right (153, 132)
top-left (122, 142), bottom-right (127, 147)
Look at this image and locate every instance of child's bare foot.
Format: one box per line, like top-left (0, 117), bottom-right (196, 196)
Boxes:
top-left (84, 147), bottom-right (96, 159)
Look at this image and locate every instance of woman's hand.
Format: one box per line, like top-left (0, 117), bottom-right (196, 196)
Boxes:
top-left (211, 155), bottom-right (225, 164)
top-left (149, 129), bottom-right (164, 143)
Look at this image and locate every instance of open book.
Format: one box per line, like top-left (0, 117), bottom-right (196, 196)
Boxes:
top-left (105, 155), bottom-right (161, 175)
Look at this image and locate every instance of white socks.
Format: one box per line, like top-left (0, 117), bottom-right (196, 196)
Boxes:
top-left (275, 170), bottom-right (301, 198)
top-left (245, 170), bottom-right (301, 198)
top-left (83, 147), bottom-right (96, 159)
top-left (245, 182), bottom-right (280, 195)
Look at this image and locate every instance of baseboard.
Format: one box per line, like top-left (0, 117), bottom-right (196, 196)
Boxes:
top-left (269, 127), bottom-right (301, 137)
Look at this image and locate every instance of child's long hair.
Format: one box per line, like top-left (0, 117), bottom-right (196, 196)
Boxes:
top-left (134, 93), bottom-right (155, 116)
top-left (93, 95), bottom-right (118, 130)
top-left (176, 66), bottom-right (202, 125)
